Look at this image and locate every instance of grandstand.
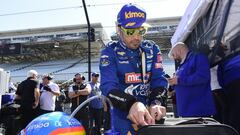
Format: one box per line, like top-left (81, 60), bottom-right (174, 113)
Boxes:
top-left (1, 55), bottom-right (174, 83)
top-left (7, 57), bottom-right (99, 83)
top-left (0, 23), bottom-right (108, 63)
top-left (0, 17), bottom-right (179, 83)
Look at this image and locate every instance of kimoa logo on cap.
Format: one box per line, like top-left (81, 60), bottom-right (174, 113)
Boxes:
top-left (125, 11), bottom-right (145, 19)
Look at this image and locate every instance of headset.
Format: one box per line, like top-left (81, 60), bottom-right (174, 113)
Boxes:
top-left (73, 73), bottom-right (85, 82)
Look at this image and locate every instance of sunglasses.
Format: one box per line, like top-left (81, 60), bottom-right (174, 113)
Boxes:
top-left (120, 27), bottom-right (147, 36)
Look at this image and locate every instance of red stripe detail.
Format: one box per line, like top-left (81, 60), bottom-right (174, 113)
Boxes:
top-left (49, 126), bottom-right (85, 135)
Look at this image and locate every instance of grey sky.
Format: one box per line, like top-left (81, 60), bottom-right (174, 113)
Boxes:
top-left (0, 0), bottom-right (191, 37)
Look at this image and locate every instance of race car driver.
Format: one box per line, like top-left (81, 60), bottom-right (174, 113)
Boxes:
top-left (99, 3), bottom-right (168, 134)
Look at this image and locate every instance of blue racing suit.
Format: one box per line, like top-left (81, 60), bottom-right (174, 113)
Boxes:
top-left (99, 40), bottom-right (168, 134)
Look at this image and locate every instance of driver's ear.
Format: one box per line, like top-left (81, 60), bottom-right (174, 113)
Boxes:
top-left (116, 26), bottom-right (121, 36)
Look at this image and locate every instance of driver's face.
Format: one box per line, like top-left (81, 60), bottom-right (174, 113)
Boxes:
top-left (119, 27), bottom-right (143, 50)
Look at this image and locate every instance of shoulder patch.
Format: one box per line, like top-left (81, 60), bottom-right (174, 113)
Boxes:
top-left (141, 40), bottom-right (155, 49)
top-left (100, 54), bottom-right (110, 67)
top-left (100, 58), bottom-right (110, 67)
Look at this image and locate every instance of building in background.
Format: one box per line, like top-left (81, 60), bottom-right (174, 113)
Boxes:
top-left (0, 17), bottom-right (180, 83)
top-left (0, 23), bottom-right (108, 63)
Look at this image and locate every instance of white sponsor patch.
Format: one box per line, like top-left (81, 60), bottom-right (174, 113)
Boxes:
top-left (117, 51), bottom-right (126, 56)
top-left (125, 73), bottom-right (142, 83)
top-left (101, 55), bottom-right (109, 58)
top-left (119, 61), bottom-right (129, 64)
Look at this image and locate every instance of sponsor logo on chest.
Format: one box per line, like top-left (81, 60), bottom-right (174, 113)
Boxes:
top-left (125, 72), bottom-right (151, 83)
top-left (125, 73), bottom-right (142, 83)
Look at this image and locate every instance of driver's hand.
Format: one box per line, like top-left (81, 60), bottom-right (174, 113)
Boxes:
top-left (127, 102), bottom-right (154, 126)
top-left (148, 105), bottom-right (166, 121)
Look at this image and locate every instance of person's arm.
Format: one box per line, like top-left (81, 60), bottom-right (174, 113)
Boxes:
top-left (14, 83), bottom-right (23, 100)
top-left (51, 84), bottom-right (61, 96)
top-left (76, 84), bottom-right (91, 95)
top-left (50, 90), bottom-right (60, 96)
top-left (44, 84), bottom-right (60, 96)
top-left (149, 44), bottom-right (168, 105)
top-left (148, 43), bottom-right (168, 120)
top-left (33, 88), bottom-right (40, 109)
top-left (68, 86), bottom-right (78, 99)
top-left (150, 43), bottom-right (168, 90)
top-left (177, 53), bottom-right (210, 86)
top-left (100, 46), bottom-right (119, 96)
top-left (68, 84), bottom-right (91, 98)
top-left (148, 88), bottom-right (167, 121)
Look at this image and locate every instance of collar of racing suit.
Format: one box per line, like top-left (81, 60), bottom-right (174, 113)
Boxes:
top-left (118, 39), bottom-right (144, 55)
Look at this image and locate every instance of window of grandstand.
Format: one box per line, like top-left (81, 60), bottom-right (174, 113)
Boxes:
top-left (0, 38), bottom-right (11, 43)
top-left (148, 27), bottom-right (157, 32)
top-left (159, 25), bottom-right (168, 30)
top-left (79, 32), bottom-right (88, 36)
top-left (56, 33), bottom-right (78, 38)
top-left (79, 32), bottom-right (88, 39)
top-left (13, 37), bottom-right (31, 41)
top-left (35, 35), bottom-right (54, 42)
top-left (148, 25), bottom-right (169, 32)
top-left (35, 35), bottom-right (54, 39)
top-left (169, 25), bottom-right (178, 30)
top-left (12, 37), bottom-right (31, 43)
top-left (95, 31), bottom-right (100, 37)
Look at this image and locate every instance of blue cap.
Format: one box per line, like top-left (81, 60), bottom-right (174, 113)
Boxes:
top-left (117, 3), bottom-right (146, 29)
top-left (92, 72), bottom-right (99, 77)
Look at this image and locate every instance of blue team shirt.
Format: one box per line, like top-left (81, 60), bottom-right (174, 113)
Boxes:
top-left (175, 51), bottom-right (216, 117)
top-left (218, 54), bottom-right (240, 88)
top-left (89, 82), bottom-right (103, 109)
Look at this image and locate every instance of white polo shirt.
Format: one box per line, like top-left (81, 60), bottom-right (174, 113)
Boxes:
top-left (40, 82), bottom-right (60, 111)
